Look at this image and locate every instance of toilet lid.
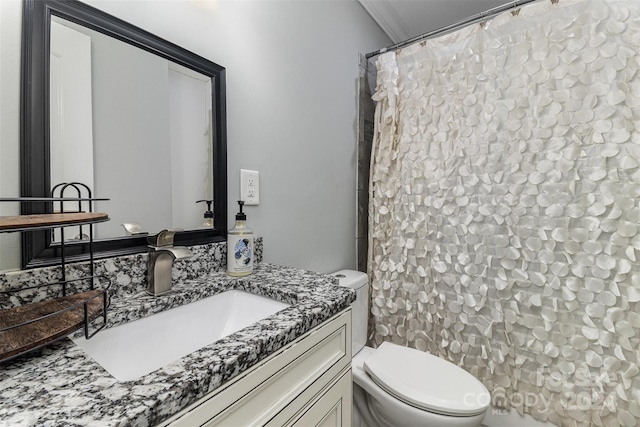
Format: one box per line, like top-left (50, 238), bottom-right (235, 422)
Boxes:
top-left (363, 342), bottom-right (490, 416)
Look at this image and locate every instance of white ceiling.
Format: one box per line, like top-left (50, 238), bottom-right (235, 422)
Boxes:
top-left (359, 0), bottom-right (507, 45)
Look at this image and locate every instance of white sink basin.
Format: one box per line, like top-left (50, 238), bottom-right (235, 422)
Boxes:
top-left (72, 290), bottom-right (290, 381)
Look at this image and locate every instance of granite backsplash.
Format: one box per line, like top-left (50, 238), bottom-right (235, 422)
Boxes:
top-left (0, 237), bottom-right (263, 309)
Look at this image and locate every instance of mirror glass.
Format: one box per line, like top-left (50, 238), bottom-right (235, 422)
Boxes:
top-left (21, 0), bottom-right (227, 268)
top-left (50, 16), bottom-right (214, 241)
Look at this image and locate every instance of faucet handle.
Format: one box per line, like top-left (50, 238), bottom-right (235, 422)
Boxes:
top-left (148, 228), bottom-right (183, 247)
top-left (122, 222), bottom-right (148, 236)
top-left (166, 246), bottom-right (193, 260)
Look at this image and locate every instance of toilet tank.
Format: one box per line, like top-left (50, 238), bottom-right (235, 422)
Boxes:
top-left (331, 270), bottom-right (368, 356)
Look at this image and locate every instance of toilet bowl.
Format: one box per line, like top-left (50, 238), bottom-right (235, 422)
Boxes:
top-left (331, 270), bottom-right (490, 427)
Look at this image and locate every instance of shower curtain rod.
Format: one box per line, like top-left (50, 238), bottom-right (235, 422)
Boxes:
top-left (365, 0), bottom-right (542, 59)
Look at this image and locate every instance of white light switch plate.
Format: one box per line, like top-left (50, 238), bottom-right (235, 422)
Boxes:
top-left (240, 169), bottom-right (260, 205)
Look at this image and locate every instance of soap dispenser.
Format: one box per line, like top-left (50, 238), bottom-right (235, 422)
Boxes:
top-left (227, 200), bottom-right (254, 276)
top-left (196, 199), bottom-right (214, 229)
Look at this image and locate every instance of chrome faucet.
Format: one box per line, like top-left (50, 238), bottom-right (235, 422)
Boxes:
top-left (147, 229), bottom-right (193, 296)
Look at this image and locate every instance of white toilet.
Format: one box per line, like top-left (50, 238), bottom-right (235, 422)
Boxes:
top-left (332, 270), bottom-right (490, 427)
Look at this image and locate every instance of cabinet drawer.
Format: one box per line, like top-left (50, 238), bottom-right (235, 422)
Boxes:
top-left (165, 309), bottom-right (351, 427)
top-left (289, 369), bottom-right (352, 427)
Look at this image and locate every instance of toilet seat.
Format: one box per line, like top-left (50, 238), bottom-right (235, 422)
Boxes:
top-left (363, 342), bottom-right (490, 417)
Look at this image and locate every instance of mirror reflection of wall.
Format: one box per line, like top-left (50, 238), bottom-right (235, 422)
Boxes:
top-left (50, 16), bottom-right (213, 242)
top-left (50, 21), bottom-right (94, 242)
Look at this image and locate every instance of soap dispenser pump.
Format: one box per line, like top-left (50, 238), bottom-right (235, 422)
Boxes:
top-left (227, 200), bottom-right (254, 276)
top-left (196, 199), bottom-right (214, 229)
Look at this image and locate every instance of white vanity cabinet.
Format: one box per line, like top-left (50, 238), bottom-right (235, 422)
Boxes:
top-left (160, 309), bottom-right (352, 427)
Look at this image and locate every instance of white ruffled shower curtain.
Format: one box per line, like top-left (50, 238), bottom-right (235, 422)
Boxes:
top-left (368, 1), bottom-right (640, 426)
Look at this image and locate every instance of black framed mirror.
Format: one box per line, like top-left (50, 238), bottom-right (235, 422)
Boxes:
top-left (21, 0), bottom-right (227, 268)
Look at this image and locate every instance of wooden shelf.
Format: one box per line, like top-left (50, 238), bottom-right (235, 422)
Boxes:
top-left (0, 289), bottom-right (108, 362)
top-left (0, 212), bottom-right (109, 233)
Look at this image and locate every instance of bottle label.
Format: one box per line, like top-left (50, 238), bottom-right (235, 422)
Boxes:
top-left (227, 235), bottom-right (253, 273)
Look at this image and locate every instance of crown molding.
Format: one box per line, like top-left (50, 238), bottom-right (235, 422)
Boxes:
top-left (358, 0), bottom-right (411, 44)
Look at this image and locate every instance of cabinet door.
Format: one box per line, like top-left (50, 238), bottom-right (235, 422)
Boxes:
top-left (289, 369), bottom-right (352, 427)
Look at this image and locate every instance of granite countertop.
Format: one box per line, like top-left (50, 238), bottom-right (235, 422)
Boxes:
top-left (0, 263), bottom-right (355, 427)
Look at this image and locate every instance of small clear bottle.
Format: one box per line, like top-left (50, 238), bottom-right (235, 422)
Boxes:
top-left (196, 199), bottom-right (214, 229)
top-left (227, 201), bottom-right (254, 276)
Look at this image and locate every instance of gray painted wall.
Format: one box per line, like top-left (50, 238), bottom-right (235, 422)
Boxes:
top-left (0, 0), bottom-right (391, 272)
top-left (89, 30), bottom-right (174, 238)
